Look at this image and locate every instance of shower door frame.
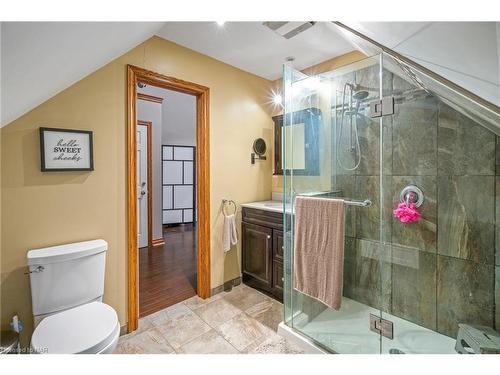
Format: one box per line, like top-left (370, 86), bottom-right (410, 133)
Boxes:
top-left (282, 56), bottom-right (387, 353)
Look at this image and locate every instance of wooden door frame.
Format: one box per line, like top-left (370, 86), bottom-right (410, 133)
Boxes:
top-left (127, 65), bottom-right (211, 332)
top-left (137, 120), bottom-right (153, 249)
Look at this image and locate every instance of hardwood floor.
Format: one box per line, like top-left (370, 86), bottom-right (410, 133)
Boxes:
top-left (139, 224), bottom-right (197, 318)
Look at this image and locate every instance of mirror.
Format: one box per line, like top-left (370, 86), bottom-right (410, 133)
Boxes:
top-left (251, 138), bottom-right (267, 164)
top-left (283, 123), bottom-right (306, 169)
top-left (273, 108), bottom-right (321, 175)
top-left (253, 138), bottom-right (267, 156)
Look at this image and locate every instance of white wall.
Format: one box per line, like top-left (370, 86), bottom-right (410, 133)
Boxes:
top-left (137, 99), bottom-right (163, 240)
top-left (138, 85), bottom-right (196, 146)
top-left (161, 91), bottom-right (196, 146)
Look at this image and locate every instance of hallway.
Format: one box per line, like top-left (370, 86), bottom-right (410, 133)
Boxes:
top-left (139, 224), bottom-right (197, 317)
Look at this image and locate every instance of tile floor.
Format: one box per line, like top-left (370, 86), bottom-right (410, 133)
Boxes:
top-left (114, 284), bottom-right (304, 354)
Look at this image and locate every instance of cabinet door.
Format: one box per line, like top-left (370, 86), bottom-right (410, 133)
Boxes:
top-left (242, 222), bottom-right (272, 287)
top-left (273, 261), bottom-right (284, 293)
top-left (272, 230), bottom-right (284, 262)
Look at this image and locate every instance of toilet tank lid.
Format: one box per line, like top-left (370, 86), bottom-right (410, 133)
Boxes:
top-left (27, 239), bottom-right (108, 266)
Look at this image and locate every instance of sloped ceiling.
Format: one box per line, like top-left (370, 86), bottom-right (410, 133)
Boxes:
top-left (2, 21), bottom-right (499, 127)
top-left (1, 22), bottom-right (165, 126)
top-left (339, 22), bottom-right (500, 106)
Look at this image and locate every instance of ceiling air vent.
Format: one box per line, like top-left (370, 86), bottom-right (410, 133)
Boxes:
top-left (263, 22), bottom-right (316, 39)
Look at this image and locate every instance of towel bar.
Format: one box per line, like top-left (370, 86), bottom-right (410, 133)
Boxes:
top-left (344, 199), bottom-right (372, 207)
top-left (296, 192), bottom-right (372, 207)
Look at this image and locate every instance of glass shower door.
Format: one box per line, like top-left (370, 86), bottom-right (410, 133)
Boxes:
top-left (282, 56), bottom-right (386, 353)
top-left (379, 52), bottom-right (499, 354)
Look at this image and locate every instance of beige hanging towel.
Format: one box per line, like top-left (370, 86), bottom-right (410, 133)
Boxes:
top-left (293, 196), bottom-right (345, 310)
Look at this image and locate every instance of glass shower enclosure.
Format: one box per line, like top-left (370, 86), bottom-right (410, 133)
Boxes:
top-left (282, 52), bottom-right (500, 354)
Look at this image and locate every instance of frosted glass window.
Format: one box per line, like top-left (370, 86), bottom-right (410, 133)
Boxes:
top-left (163, 161), bottom-right (183, 184)
top-left (183, 162), bottom-right (194, 184)
top-left (174, 185), bottom-right (193, 208)
top-left (163, 186), bottom-right (173, 209)
top-left (163, 210), bottom-right (182, 224)
top-left (183, 209), bottom-right (193, 222)
top-left (163, 146), bottom-right (173, 160)
top-left (174, 147), bottom-right (194, 160)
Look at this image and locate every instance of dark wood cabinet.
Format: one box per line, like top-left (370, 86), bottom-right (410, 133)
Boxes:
top-left (273, 230), bottom-right (284, 262)
top-left (241, 222), bottom-right (272, 287)
top-left (272, 261), bottom-right (284, 293)
top-left (242, 207), bottom-right (284, 301)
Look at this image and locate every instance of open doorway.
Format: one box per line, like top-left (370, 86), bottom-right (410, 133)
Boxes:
top-left (136, 84), bottom-right (197, 318)
top-left (127, 66), bottom-right (210, 332)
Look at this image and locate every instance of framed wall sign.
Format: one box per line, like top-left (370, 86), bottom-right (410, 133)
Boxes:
top-left (39, 127), bottom-right (94, 171)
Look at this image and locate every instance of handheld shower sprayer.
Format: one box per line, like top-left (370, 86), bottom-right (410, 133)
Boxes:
top-left (337, 83), bottom-right (369, 171)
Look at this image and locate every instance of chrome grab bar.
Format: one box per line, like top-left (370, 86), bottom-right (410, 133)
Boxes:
top-left (295, 191), bottom-right (372, 207)
top-left (344, 199), bottom-right (372, 207)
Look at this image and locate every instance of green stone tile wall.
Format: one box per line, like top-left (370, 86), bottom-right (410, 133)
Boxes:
top-left (334, 65), bottom-right (499, 338)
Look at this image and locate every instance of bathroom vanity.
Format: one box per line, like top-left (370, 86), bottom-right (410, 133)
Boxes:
top-left (240, 201), bottom-right (287, 301)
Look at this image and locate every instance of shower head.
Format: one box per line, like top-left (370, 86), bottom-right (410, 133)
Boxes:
top-left (353, 90), bottom-right (369, 101)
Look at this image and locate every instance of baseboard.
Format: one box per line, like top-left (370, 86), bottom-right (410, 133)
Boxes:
top-left (151, 238), bottom-right (165, 247)
top-left (120, 324), bottom-right (128, 336)
top-left (210, 276), bottom-right (242, 296)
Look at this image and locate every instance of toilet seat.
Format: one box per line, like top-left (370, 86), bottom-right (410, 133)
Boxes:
top-left (31, 301), bottom-right (119, 354)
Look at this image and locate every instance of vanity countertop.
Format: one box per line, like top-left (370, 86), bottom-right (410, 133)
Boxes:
top-left (240, 200), bottom-right (285, 213)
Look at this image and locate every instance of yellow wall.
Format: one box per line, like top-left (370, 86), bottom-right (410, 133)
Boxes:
top-left (271, 50), bottom-right (367, 193)
top-left (0, 36), bottom-right (274, 343)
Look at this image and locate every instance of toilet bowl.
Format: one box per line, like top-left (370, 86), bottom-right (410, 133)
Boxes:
top-left (27, 239), bottom-right (119, 354)
top-left (31, 302), bottom-right (120, 354)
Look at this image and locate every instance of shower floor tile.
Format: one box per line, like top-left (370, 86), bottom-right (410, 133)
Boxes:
top-left (296, 297), bottom-right (456, 354)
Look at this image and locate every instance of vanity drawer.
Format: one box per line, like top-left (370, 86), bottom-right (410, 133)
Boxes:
top-left (242, 207), bottom-right (283, 230)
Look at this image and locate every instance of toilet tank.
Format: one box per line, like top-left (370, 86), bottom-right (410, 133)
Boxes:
top-left (27, 239), bottom-right (108, 320)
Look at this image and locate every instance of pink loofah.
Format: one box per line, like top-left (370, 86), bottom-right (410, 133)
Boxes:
top-left (393, 202), bottom-right (421, 223)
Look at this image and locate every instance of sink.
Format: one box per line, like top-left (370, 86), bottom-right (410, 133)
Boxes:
top-left (264, 201), bottom-right (282, 208)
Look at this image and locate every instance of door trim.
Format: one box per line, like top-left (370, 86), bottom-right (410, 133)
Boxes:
top-left (127, 65), bottom-right (211, 332)
top-left (137, 120), bottom-right (153, 248)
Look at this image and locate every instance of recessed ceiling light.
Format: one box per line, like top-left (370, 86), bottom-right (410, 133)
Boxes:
top-left (216, 21), bottom-right (226, 27)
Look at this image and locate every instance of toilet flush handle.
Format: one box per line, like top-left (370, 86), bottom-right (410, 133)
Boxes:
top-left (24, 265), bottom-right (44, 275)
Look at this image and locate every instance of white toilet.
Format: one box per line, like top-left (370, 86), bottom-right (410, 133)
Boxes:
top-left (27, 239), bottom-right (120, 354)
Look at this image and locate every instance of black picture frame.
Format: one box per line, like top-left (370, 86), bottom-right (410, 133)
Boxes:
top-left (39, 127), bottom-right (94, 172)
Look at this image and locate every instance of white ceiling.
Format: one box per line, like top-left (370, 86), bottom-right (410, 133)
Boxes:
top-left (1, 22), bottom-right (164, 126)
top-left (340, 22), bottom-right (500, 106)
top-left (156, 21), bottom-right (500, 105)
top-left (1, 21), bottom-right (498, 127)
top-left (155, 22), bottom-right (354, 80)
